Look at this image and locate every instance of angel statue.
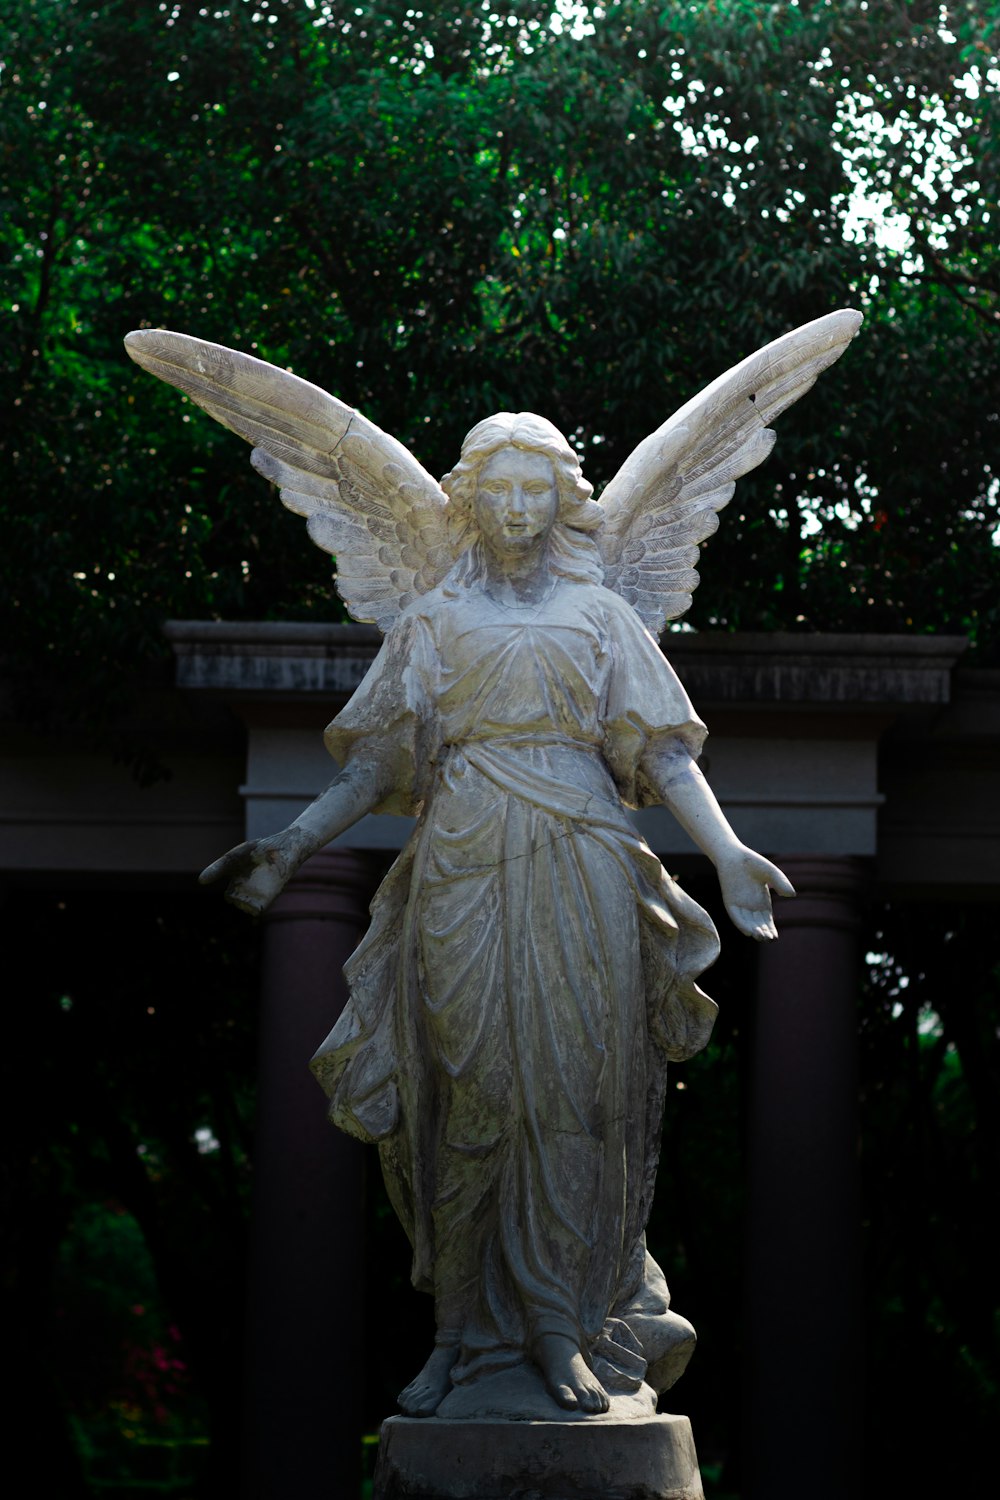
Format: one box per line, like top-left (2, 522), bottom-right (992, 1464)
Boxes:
top-left (126, 309), bottom-right (860, 1423)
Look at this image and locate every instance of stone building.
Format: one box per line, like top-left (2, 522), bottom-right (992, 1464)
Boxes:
top-left (3, 624), bottom-right (996, 1498)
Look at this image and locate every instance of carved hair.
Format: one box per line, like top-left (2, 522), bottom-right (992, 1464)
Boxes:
top-left (441, 412), bottom-right (605, 586)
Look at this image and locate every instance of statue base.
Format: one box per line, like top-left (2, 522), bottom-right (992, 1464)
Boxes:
top-left (372, 1413), bottom-right (704, 1499)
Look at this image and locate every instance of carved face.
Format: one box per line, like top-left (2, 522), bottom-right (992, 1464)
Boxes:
top-left (474, 447), bottom-right (559, 562)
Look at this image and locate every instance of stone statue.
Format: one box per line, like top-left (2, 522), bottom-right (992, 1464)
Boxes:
top-left (126, 311), bottom-right (860, 1427)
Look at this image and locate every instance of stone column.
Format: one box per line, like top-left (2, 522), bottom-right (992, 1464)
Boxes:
top-left (242, 848), bottom-right (382, 1500)
top-left (741, 856), bottom-right (866, 1500)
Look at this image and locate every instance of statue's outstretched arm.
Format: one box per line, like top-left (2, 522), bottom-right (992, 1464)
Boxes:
top-left (200, 749), bottom-right (393, 916)
top-left (641, 740), bottom-right (794, 941)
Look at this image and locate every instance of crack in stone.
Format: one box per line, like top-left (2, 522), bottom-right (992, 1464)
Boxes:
top-left (328, 411), bottom-right (355, 459)
top-left (480, 788), bottom-right (607, 868)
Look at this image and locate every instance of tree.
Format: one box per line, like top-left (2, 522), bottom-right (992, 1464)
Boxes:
top-left (2, 0), bottom-right (998, 769)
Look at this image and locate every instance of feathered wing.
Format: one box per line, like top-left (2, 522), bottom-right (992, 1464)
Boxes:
top-left (124, 330), bottom-right (455, 631)
top-left (597, 309), bottom-right (863, 634)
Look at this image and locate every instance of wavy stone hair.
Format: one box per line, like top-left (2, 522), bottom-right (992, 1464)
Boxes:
top-left (440, 412), bottom-right (605, 586)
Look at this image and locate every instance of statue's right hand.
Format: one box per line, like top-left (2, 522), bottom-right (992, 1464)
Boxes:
top-left (199, 831), bottom-right (304, 915)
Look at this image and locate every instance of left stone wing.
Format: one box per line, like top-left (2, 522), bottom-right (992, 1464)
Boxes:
top-left (597, 309), bottom-right (862, 634)
top-left (125, 330), bottom-right (455, 631)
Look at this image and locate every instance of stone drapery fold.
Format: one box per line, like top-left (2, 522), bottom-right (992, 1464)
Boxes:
top-left (311, 578), bottom-right (720, 1384)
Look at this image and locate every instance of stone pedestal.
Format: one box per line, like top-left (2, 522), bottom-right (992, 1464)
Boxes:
top-left (373, 1414), bottom-right (704, 1500)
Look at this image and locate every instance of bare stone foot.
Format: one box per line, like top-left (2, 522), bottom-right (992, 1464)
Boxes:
top-left (534, 1333), bottom-right (610, 1414)
top-left (398, 1343), bottom-right (459, 1417)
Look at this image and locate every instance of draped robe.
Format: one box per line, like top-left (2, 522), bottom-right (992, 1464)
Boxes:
top-left (311, 575), bottom-right (720, 1389)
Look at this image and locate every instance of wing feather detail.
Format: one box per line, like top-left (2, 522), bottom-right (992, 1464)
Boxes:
top-left (598, 309), bottom-right (862, 634)
top-left (124, 329), bottom-right (453, 631)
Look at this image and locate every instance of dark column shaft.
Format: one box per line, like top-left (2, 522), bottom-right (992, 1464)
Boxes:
top-left (742, 856), bottom-right (865, 1500)
top-left (242, 849), bottom-right (381, 1500)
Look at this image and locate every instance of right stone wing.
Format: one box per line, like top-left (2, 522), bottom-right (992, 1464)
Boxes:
top-left (597, 310), bottom-right (863, 635)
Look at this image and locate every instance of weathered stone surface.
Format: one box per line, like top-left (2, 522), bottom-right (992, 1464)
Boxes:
top-left (373, 1414), bottom-right (704, 1500)
top-left (434, 1367), bottom-right (658, 1424)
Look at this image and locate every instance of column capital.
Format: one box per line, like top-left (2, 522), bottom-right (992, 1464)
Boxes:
top-left (262, 846), bottom-right (385, 927)
top-left (769, 854), bottom-right (870, 934)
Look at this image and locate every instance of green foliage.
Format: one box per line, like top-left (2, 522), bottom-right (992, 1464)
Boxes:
top-left (3, 1), bottom-right (998, 760)
top-left (56, 1203), bottom-right (209, 1495)
top-left (858, 903), bottom-right (1000, 1491)
top-left (1, 887), bottom-right (258, 1493)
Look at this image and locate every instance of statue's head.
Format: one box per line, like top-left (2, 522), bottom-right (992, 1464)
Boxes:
top-left (441, 413), bottom-right (605, 586)
top-left (441, 412), bottom-right (601, 533)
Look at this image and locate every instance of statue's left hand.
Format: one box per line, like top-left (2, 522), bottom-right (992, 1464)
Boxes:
top-left (717, 847), bottom-right (795, 941)
top-left (199, 828), bottom-right (311, 915)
